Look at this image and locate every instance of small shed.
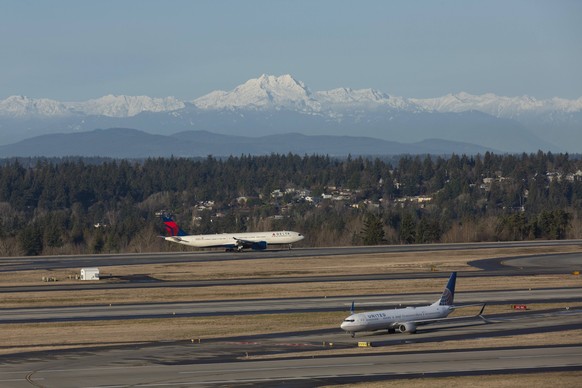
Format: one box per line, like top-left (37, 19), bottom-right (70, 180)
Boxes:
top-left (80, 267), bottom-right (100, 280)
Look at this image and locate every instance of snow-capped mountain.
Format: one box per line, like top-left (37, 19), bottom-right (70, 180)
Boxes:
top-left (0, 95), bottom-right (184, 118)
top-left (6, 74), bottom-right (579, 119)
top-left (193, 74), bottom-right (321, 112)
top-left (411, 92), bottom-right (582, 118)
top-left (315, 88), bottom-right (417, 111)
top-left (0, 74), bottom-right (580, 153)
top-left (0, 96), bottom-right (70, 118)
top-left (67, 95), bottom-right (185, 117)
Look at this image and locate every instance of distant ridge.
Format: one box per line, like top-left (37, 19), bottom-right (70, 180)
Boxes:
top-left (0, 128), bottom-right (497, 158)
top-left (1, 74), bottom-right (580, 152)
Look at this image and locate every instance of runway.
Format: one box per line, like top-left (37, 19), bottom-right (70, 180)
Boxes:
top-left (1, 287), bottom-right (581, 324)
top-left (2, 239), bottom-right (581, 273)
top-left (3, 346), bottom-right (581, 387)
top-left (1, 241), bottom-right (582, 386)
top-left (2, 307), bottom-right (582, 387)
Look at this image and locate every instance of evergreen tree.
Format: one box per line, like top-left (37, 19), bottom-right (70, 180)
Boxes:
top-left (399, 212), bottom-right (417, 244)
top-left (18, 223), bottom-right (43, 256)
top-left (360, 213), bottom-right (385, 245)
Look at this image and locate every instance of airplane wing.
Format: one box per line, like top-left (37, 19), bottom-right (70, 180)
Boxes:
top-left (233, 237), bottom-right (267, 250)
top-left (166, 236), bottom-right (186, 243)
top-left (450, 303), bottom-right (487, 310)
top-left (410, 303), bottom-right (487, 326)
top-left (233, 237), bottom-right (254, 247)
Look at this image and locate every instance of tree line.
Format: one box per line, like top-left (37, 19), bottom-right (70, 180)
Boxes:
top-left (0, 151), bottom-right (581, 256)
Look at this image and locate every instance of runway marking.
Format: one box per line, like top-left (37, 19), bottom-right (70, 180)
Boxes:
top-left (82, 376), bottom-right (313, 387)
top-left (179, 362), bottom-right (374, 375)
top-left (38, 365), bottom-right (166, 374)
top-left (500, 353), bottom-right (582, 359)
top-left (0, 378), bottom-right (44, 382)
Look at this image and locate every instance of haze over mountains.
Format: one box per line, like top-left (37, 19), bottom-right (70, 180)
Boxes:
top-left (1, 74), bottom-right (580, 157)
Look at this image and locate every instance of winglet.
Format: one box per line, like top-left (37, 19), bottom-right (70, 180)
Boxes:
top-left (478, 303), bottom-right (489, 322)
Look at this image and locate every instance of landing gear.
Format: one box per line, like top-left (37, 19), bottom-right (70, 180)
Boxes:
top-left (350, 332), bottom-right (355, 338)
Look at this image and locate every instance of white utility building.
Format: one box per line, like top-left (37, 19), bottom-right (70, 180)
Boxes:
top-left (80, 267), bottom-right (100, 280)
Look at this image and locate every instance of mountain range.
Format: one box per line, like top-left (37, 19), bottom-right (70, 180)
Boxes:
top-left (0, 128), bottom-right (497, 159)
top-left (1, 74), bottom-right (581, 156)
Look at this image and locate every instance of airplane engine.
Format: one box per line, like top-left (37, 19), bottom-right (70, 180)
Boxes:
top-left (251, 241), bottom-right (267, 250)
top-left (397, 322), bottom-right (417, 334)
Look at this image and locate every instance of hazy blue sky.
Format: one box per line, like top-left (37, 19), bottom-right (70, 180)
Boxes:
top-left (1, 0), bottom-right (580, 100)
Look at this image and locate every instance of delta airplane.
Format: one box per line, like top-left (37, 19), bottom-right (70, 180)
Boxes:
top-left (162, 216), bottom-right (304, 252)
top-left (340, 272), bottom-right (485, 337)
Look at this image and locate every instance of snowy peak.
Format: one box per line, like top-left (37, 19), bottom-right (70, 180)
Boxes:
top-left (67, 95), bottom-right (185, 117)
top-left (0, 95), bottom-right (184, 118)
top-left (315, 88), bottom-right (418, 111)
top-left (411, 92), bottom-right (582, 117)
top-left (192, 74), bottom-right (422, 112)
top-left (193, 74), bottom-right (320, 111)
top-left (0, 95), bottom-right (70, 117)
top-left (316, 87), bottom-right (389, 103)
top-left (411, 92), bottom-right (542, 116)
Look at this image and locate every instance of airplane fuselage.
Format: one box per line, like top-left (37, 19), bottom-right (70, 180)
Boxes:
top-left (341, 304), bottom-right (452, 333)
top-left (165, 230), bottom-right (304, 249)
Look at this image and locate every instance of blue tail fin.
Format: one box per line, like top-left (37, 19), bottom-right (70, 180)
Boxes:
top-left (162, 216), bottom-right (188, 237)
top-left (438, 272), bottom-right (456, 306)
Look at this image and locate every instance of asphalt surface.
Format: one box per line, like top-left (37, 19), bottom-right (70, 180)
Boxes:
top-left (4, 345), bottom-right (581, 387)
top-left (1, 287), bottom-right (581, 324)
top-left (2, 307), bottom-right (582, 387)
top-left (1, 240), bottom-right (582, 386)
top-left (1, 239), bottom-right (581, 273)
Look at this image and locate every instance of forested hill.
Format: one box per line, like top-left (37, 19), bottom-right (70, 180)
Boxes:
top-left (0, 152), bottom-right (581, 256)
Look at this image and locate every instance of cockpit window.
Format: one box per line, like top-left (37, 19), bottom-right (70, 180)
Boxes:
top-left (343, 319), bottom-right (355, 322)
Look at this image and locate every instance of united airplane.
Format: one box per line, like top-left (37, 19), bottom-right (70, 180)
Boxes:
top-left (341, 272), bottom-right (485, 337)
top-left (162, 216), bottom-right (304, 252)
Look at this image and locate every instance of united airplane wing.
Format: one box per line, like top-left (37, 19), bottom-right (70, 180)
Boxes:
top-left (405, 303), bottom-right (487, 326)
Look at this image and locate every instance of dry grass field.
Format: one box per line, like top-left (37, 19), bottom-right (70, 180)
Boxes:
top-left (1, 245), bottom-right (581, 386)
top-left (1, 245), bottom-right (581, 309)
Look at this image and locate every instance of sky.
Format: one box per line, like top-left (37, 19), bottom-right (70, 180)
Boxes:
top-left (1, 0), bottom-right (581, 101)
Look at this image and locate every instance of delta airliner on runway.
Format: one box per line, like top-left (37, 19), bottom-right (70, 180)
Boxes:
top-left (341, 272), bottom-right (485, 337)
top-left (162, 216), bottom-right (304, 252)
